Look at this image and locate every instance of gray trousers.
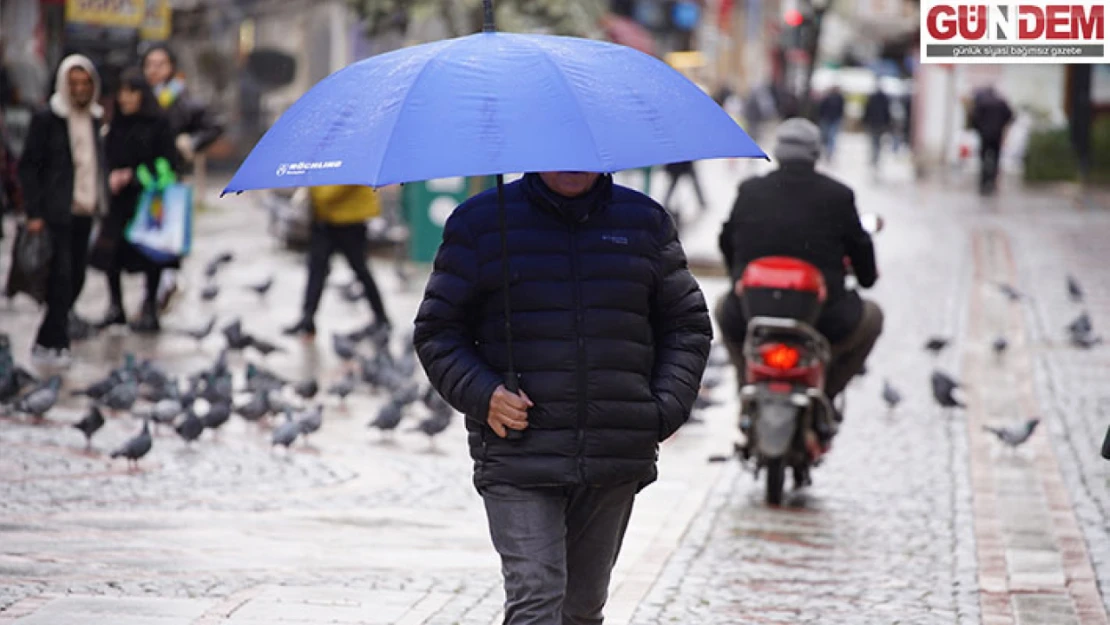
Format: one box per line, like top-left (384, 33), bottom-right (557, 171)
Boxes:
top-left (481, 482), bottom-right (638, 625)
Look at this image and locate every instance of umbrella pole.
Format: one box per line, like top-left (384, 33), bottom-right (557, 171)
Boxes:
top-left (497, 174), bottom-right (523, 441)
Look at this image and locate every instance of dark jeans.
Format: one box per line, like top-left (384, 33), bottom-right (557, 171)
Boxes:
top-left (481, 482), bottom-right (638, 625)
top-left (662, 168), bottom-right (706, 212)
top-left (303, 222), bottom-right (389, 324)
top-left (979, 138), bottom-right (1002, 191)
top-left (36, 216), bottom-right (92, 349)
top-left (869, 129), bottom-right (884, 168)
top-left (713, 294), bottom-right (884, 404)
top-left (107, 266), bottom-right (162, 313)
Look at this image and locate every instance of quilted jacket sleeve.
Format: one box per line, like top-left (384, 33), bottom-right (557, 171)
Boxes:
top-left (651, 212), bottom-right (713, 441)
top-left (413, 208), bottom-right (504, 425)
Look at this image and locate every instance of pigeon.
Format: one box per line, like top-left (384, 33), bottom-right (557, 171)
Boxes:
top-left (15, 375), bottom-right (63, 419)
top-left (236, 391), bottom-right (270, 423)
top-left (249, 337), bottom-right (285, 357)
top-left (246, 363), bottom-right (287, 393)
top-left (422, 386), bottom-right (452, 414)
top-left (296, 404), bottom-right (324, 442)
top-left (881, 379), bottom-right (902, 410)
top-left (175, 407), bottom-right (205, 444)
top-left (179, 316), bottom-right (216, 344)
top-left (997, 283), bottom-right (1024, 301)
top-left (110, 418), bottom-right (153, 469)
top-left (992, 336), bottom-right (1009, 355)
top-left (151, 397), bottom-right (184, 429)
top-left (369, 400), bottom-right (405, 438)
top-left (1067, 312), bottom-right (1092, 336)
top-left (409, 410), bottom-right (452, 445)
top-left (201, 282), bottom-right (220, 302)
top-left (69, 376), bottom-right (118, 400)
top-left (247, 276), bottom-right (274, 298)
top-left (1067, 274), bottom-right (1083, 302)
top-left (203, 258), bottom-right (221, 278)
top-left (201, 400), bottom-right (232, 432)
top-left (1069, 330), bottom-right (1103, 349)
top-left (222, 319), bottom-right (253, 351)
top-left (339, 280), bottom-right (363, 303)
top-left (394, 347), bottom-right (418, 379)
top-left (328, 372), bottom-right (356, 402)
top-left (332, 333), bottom-right (359, 362)
top-left (73, 406), bottom-right (106, 449)
top-left (213, 250), bottom-right (235, 265)
top-left (983, 418), bottom-right (1040, 449)
top-left (266, 389), bottom-right (296, 417)
top-left (391, 380), bottom-right (423, 406)
top-left (1102, 424), bottom-right (1110, 460)
top-left (924, 337), bottom-right (950, 355)
top-left (137, 360), bottom-right (172, 388)
top-left (272, 410), bottom-right (301, 448)
top-left (693, 394), bottom-right (721, 410)
top-left (931, 370), bottom-right (966, 409)
top-left (293, 379), bottom-right (319, 400)
top-left (98, 379), bottom-right (138, 412)
top-left (701, 371), bottom-right (723, 391)
top-left (707, 345), bottom-right (729, 369)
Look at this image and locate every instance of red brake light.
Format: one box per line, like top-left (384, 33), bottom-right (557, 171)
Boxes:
top-left (760, 343), bottom-right (800, 370)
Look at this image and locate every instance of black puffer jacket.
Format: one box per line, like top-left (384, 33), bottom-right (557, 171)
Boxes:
top-left (414, 173), bottom-right (711, 490)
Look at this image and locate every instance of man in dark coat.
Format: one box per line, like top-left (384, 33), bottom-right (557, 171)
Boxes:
top-left (715, 118), bottom-right (882, 413)
top-left (413, 171), bottom-right (711, 624)
top-left (969, 86), bottom-right (1014, 194)
top-left (816, 86), bottom-right (845, 161)
top-left (862, 86), bottom-right (892, 171)
top-left (19, 54), bottom-right (109, 367)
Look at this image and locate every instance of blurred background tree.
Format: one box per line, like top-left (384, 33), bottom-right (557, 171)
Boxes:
top-left (350, 0), bottom-right (607, 40)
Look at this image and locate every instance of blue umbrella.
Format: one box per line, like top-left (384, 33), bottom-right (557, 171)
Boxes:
top-left (223, 17), bottom-right (764, 193)
top-left (224, 1), bottom-right (765, 420)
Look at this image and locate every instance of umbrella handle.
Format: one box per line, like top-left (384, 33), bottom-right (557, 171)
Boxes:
top-left (497, 173), bottom-right (523, 442)
top-left (483, 0), bottom-right (495, 32)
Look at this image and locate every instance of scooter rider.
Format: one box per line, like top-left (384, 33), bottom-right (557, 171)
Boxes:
top-left (715, 118), bottom-right (883, 418)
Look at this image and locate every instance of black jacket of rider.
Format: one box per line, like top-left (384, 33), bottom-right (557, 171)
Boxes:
top-left (717, 161), bottom-right (877, 344)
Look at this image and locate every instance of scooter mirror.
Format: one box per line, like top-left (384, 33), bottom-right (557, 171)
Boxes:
top-left (860, 213), bottom-right (884, 235)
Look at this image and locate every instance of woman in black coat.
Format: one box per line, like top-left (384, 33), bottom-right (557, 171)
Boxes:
top-left (91, 67), bottom-right (178, 334)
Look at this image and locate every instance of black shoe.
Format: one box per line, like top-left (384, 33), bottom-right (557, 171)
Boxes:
top-left (96, 307), bottom-right (127, 330)
top-left (283, 318), bottom-right (317, 338)
top-left (131, 305), bottom-right (161, 335)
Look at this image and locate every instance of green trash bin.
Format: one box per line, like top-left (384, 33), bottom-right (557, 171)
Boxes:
top-left (402, 176), bottom-right (495, 263)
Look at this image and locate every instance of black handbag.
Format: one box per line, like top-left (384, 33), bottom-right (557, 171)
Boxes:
top-left (4, 224), bottom-right (52, 305)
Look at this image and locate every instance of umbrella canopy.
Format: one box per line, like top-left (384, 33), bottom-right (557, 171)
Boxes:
top-left (224, 31), bottom-right (765, 193)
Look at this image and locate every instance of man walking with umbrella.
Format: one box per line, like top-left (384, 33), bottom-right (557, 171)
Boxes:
top-left (413, 170), bottom-right (711, 623)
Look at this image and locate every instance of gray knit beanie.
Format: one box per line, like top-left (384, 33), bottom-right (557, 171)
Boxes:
top-left (773, 117), bottom-right (822, 164)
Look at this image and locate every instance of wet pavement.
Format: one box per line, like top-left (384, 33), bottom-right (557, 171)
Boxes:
top-left (1, 133), bottom-right (1108, 624)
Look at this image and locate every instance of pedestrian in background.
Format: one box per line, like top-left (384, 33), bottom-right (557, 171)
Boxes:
top-left (414, 170), bottom-right (711, 624)
top-left (817, 86), bottom-right (845, 161)
top-left (662, 160), bottom-right (707, 228)
top-left (90, 67), bottom-right (179, 334)
top-left (862, 85), bottom-right (892, 173)
top-left (0, 110), bottom-right (21, 241)
top-left (141, 43), bottom-right (223, 314)
top-left (969, 86), bottom-right (1014, 195)
top-left (18, 54), bottom-right (108, 367)
top-left (283, 184), bottom-right (391, 339)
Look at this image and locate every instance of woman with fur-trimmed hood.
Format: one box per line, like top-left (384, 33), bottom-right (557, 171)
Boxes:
top-left (19, 54), bottom-right (109, 367)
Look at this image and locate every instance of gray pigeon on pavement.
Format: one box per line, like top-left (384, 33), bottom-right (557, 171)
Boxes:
top-left (236, 391), bottom-right (270, 423)
top-left (924, 337), bottom-right (950, 355)
top-left (931, 370), bottom-right (966, 409)
top-left (992, 336), bottom-right (1009, 356)
top-left (997, 283), bottom-right (1024, 301)
top-left (1101, 424), bottom-right (1110, 460)
top-left (332, 333), bottom-right (359, 362)
top-left (328, 372), bottom-right (356, 403)
top-left (409, 410), bottom-right (452, 447)
top-left (201, 282), bottom-right (220, 302)
top-left (179, 316), bottom-right (216, 344)
top-left (296, 404), bottom-right (324, 442)
top-left (272, 410), bottom-right (301, 448)
top-left (111, 418), bottom-right (153, 469)
top-left (293, 378), bottom-right (319, 400)
top-left (1067, 312), bottom-right (1092, 336)
top-left (247, 275), bottom-right (274, 298)
top-left (15, 375), bottom-right (62, 419)
top-left (369, 400), bottom-right (404, 438)
top-left (73, 406), bottom-right (106, 449)
top-left (1067, 275), bottom-right (1084, 302)
top-left (101, 379), bottom-right (140, 412)
top-left (201, 400), bottom-right (232, 432)
top-left (882, 379), bottom-right (902, 410)
top-left (984, 418), bottom-right (1039, 449)
top-left (175, 407), bottom-right (205, 445)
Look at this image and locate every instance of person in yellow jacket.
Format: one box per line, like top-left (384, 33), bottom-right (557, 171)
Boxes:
top-left (283, 184), bottom-right (391, 339)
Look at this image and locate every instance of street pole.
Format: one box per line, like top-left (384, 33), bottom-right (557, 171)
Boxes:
top-left (798, 1), bottom-right (828, 117)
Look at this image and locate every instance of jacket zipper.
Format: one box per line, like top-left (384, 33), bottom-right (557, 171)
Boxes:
top-left (570, 222), bottom-right (587, 484)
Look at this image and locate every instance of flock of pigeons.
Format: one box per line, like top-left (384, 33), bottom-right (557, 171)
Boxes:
top-left (879, 273), bottom-right (1101, 452)
top-left (1, 302), bottom-right (458, 470)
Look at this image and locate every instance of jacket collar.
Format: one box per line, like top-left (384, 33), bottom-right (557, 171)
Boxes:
top-left (522, 173), bottom-right (613, 224)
